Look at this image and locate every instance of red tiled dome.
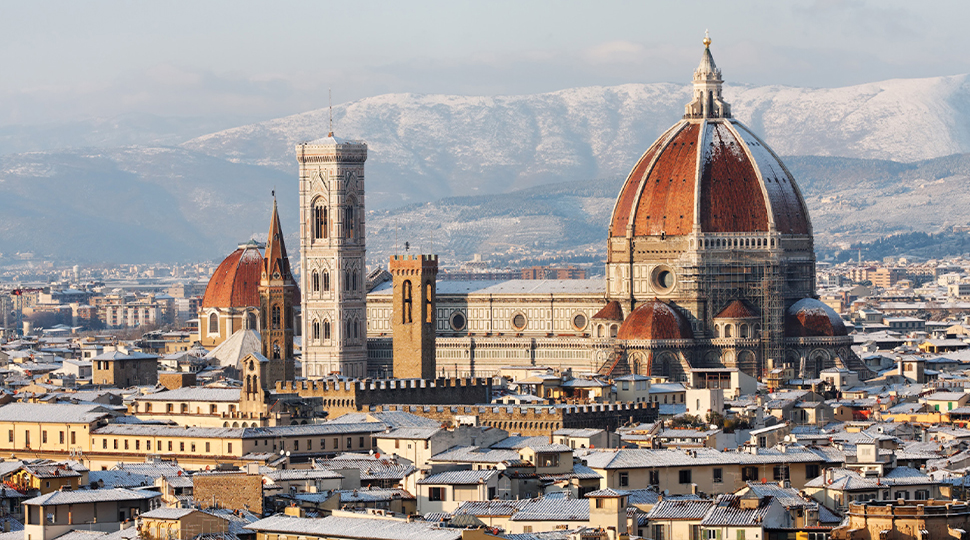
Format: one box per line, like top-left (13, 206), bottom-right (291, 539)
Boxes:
top-left (714, 300), bottom-right (759, 319)
top-left (201, 242), bottom-right (264, 308)
top-left (786, 298), bottom-right (848, 338)
top-left (617, 300), bottom-right (694, 340)
top-left (608, 42), bottom-right (811, 239)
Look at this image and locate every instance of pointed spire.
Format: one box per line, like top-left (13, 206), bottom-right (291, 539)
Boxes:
top-left (684, 32), bottom-right (731, 120)
top-left (264, 194), bottom-right (292, 281)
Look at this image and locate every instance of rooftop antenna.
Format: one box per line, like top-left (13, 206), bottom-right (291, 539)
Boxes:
top-left (328, 88), bottom-right (334, 137)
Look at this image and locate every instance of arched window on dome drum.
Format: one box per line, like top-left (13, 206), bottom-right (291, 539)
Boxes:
top-left (323, 320), bottom-right (331, 340)
top-left (312, 271), bottom-right (320, 292)
top-left (313, 205), bottom-right (328, 240)
top-left (246, 312), bottom-right (257, 331)
top-left (402, 280), bottom-right (413, 323)
top-left (272, 305), bottom-right (281, 329)
top-left (323, 271), bottom-right (330, 292)
top-left (208, 313), bottom-right (218, 335)
top-left (740, 324), bottom-right (748, 338)
top-left (312, 321), bottom-right (320, 341)
top-left (724, 324), bottom-right (733, 338)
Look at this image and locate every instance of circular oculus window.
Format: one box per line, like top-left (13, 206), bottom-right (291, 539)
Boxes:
top-left (572, 313), bottom-right (588, 331)
top-left (511, 313), bottom-right (527, 331)
top-left (651, 265), bottom-right (676, 292)
top-left (449, 311), bottom-right (467, 331)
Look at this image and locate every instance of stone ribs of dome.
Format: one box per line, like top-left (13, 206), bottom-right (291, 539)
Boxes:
top-left (609, 40), bottom-right (811, 240)
top-left (609, 118), bottom-right (811, 238)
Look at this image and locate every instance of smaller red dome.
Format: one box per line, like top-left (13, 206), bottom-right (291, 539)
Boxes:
top-left (714, 300), bottom-right (758, 319)
top-left (786, 298), bottom-right (848, 338)
top-left (592, 301), bottom-right (624, 322)
top-left (617, 300), bottom-right (694, 340)
top-left (202, 242), bottom-right (264, 309)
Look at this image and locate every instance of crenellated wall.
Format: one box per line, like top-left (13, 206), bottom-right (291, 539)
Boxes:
top-left (275, 377), bottom-right (492, 416)
top-left (366, 401), bottom-right (659, 437)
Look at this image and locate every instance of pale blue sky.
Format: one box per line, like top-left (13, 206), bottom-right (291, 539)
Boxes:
top-left (0, 0), bottom-right (965, 125)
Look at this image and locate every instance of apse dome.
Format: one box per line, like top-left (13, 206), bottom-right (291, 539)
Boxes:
top-left (202, 241), bottom-right (264, 309)
top-left (617, 300), bottom-right (694, 341)
top-left (608, 39), bottom-right (811, 240)
top-left (785, 298), bottom-right (848, 338)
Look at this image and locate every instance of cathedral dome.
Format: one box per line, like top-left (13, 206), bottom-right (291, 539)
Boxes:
top-left (608, 40), bottom-right (811, 239)
top-left (202, 241), bottom-right (264, 309)
top-left (785, 298), bottom-right (848, 338)
top-left (617, 300), bottom-right (694, 341)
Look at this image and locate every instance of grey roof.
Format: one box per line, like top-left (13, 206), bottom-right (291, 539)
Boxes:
top-left (263, 469), bottom-right (343, 481)
top-left (141, 507), bottom-right (196, 519)
top-left (491, 436), bottom-right (551, 449)
top-left (585, 488), bottom-right (630, 497)
top-left (24, 487), bottom-right (159, 506)
top-left (329, 411), bottom-right (441, 429)
top-left (580, 447), bottom-right (832, 469)
top-left (418, 469), bottom-right (498, 485)
top-left (136, 387), bottom-right (241, 402)
top-left (376, 427), bottom-right (440, 440)
top-left (700, 495), bottom-right (779, 526)
top-left (803, 466), bottom-right (937, 491)
top-left (454, 499), bottom-right (532, 516)
top-left (0, 403), bottom-right (112, 424)
top-left (646, 498), bottom-right (716, 520)
top-left (510, 495), bottom-right (590, 521)
top-left (315, 457), bottom-right (415, 481)
top-left (626, 488), bottom-right (662, 506)
top-left (336, 488), bottom-right (414, 503)
top-left (431, 446), bottom-right (520, 464)
top-left (527, 444), bottom-right (572, 453)
top-left (246, 515), bottom-right (463, 540)
top-left (538, 464), bottom-right (602, 481)
top-left (88, 470), bottom-right (154, 489)
top-left (553, 428), bottom-right (604, 438)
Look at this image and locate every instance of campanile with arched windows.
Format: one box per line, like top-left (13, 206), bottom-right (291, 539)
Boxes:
top-left (297, 132), bottom-right (368, 378)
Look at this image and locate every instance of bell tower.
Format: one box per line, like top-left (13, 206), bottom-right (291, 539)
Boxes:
top-left (297, 133), bottom-right (368, 378)
top-left (259, 196), bottom-right (297, 385)
top-left (390, 254), bottom-right (438, 379)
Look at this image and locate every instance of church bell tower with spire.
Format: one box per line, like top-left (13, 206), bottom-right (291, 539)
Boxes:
top-left (259, 195), bottom-right (297, 385)
top-left (296, 129), bottom-right (368, 379)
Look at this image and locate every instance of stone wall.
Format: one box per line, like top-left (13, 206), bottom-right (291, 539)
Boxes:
top-left (158, 372), bottom-right (196, 390)
top-left (832, 500), bottom-right (970, 540)
top-left (192, 473), bottom-right (263, 514)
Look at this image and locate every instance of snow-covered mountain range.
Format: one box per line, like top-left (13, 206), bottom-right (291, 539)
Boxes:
top-left (4, 74), bottom-right (970, 263)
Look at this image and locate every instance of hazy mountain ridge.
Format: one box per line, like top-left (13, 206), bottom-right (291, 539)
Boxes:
top-left (183, 76), bottom-right (970, 210)
top-left (5, 75), bottom-right (970, 263)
